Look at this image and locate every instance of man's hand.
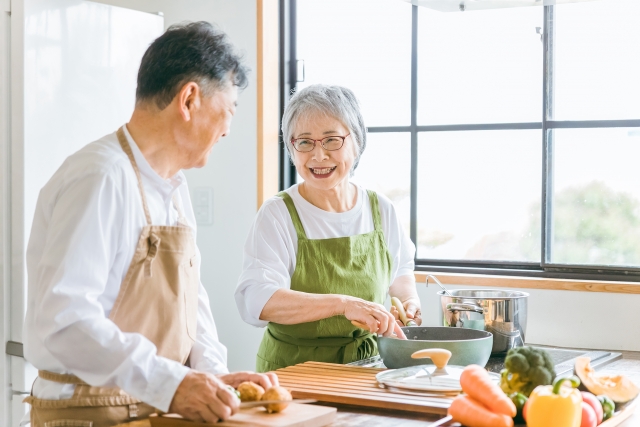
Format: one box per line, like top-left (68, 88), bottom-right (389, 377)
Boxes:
top-left (217, 371), bottom-right (279, 390)
top-left (169, 370), bottom-right (239, 423)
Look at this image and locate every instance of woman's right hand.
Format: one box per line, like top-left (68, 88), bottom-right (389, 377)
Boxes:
top-left (342, 296), bottom-right (405, 338)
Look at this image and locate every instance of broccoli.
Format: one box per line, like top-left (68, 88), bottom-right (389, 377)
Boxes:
top-left (500, 346), bottom-right (555, 397)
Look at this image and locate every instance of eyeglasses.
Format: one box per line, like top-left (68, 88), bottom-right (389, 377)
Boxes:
top-left (290, 134), bottom-right (350, 153)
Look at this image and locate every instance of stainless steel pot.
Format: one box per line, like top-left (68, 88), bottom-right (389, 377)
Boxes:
top-left (438, 289), bottom-right (529, 354)
top-left (377, 326), bottom-right (493, 369)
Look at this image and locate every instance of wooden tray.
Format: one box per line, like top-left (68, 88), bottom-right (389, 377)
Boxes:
top-left (276, 361), bottom-right (455, 415)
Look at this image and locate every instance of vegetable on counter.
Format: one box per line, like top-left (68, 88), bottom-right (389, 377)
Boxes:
top-left (261, 386), bottom-right (293, 413)
top-left (500, 346), bottom-right (556, 397)
top-left (581, 391), bottom-right (603, 425)
top-left (237, 381), bottom-right (265, 402)
top-left (508, 392), bottom-right (527, 423)
top-left (575, 357), bottom-right (640, 408)
top-left (448, 395), bottom-right (514, 427)
top-left (598, 395), bottom-right (615, 421)
top-left (448, 365), bottom-right (516, 427)
top-left (525, 375), bottom-right (583, 427)
top-left (581, 401), bottom-right (598, 427)
top-left (460, 365), bottom-right (516, 417)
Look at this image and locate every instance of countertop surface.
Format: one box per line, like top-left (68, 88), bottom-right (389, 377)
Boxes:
top-left (117, 348), bottom-right (640, 427)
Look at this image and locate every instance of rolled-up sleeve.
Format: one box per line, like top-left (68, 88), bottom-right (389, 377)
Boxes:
top-left (235, 201), bottom-right (295, 328)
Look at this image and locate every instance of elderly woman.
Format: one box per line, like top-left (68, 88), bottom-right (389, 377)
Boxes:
top-left (235, 84), bottom-right (421, 372)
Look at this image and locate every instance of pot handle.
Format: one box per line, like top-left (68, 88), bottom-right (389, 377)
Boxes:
top-left (446, 303), bottom-right (484, 314)
top-left (410, 348), bottom-right (452, 369)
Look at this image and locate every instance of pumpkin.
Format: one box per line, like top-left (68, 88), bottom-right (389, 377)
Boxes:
top-left (574, 357), bottom-right (639, 407)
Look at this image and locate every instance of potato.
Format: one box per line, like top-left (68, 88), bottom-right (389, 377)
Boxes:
top-left (261, 386), bottom-right (292, 413)
top-left (237, 381), bottom-right (265, 402)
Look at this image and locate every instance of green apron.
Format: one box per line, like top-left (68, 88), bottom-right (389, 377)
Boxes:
top-left (256, 189), bottom-right (392, 372)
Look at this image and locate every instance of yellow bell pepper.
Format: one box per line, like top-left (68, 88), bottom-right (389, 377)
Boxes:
top-left (526, 376), bottom-right (583, 427)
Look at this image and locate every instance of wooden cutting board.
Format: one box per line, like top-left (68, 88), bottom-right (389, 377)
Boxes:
top-left (145, 403), bottom-right (336, 427)
top-left (275, 361), bottom-right (455, 414)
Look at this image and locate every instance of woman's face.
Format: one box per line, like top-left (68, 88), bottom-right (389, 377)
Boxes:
top-left (291, 113), bottom-right (357, 192)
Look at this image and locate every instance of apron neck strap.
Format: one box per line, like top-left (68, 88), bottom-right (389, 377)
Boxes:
top-left (278, 191), bottom-right (307, 240)
top-left (116, 126), bottom-right (152, 226)
top-left (279, 188), bottom-right (383, 239)
top-left (366, 190), bottom-right (383, 232)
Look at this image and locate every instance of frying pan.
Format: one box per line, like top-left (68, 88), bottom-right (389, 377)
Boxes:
top-left (377, 326), bottom-right (493, 369)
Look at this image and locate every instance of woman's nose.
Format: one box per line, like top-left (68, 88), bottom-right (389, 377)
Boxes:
top-left (311, 145), bottom-right (330, 161)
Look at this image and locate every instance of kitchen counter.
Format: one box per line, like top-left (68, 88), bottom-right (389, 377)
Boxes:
top-left (117, 349), bottom-right (640, 427)
top-left (327, 349), bottom-right (640, 426)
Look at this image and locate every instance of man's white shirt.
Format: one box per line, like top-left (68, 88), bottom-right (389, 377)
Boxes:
top-left (23, 126), bottom-right (228, 412)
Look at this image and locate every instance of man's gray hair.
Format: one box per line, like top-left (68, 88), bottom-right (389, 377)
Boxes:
top-left (282, 84), bottom-right (367, 173)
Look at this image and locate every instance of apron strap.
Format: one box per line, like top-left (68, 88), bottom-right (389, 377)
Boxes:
top-left (38, 370), bottom-right (89, 385)
top-left (277, 191), bottom-right (308, 240)
top-left (366, 190), bottom-right (383, 232)
top-left (116, 126), bottom-right (152, 226)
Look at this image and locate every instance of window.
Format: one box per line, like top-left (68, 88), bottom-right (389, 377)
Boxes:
top-left (284, 0), bottom-right (640, 280)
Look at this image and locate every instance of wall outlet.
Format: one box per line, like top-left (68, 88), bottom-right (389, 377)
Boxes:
top-left (194, 187), bottom-right (214, 226)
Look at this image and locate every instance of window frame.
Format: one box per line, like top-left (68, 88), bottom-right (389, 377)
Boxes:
top-left (281, 0), bottom-right (640, 282)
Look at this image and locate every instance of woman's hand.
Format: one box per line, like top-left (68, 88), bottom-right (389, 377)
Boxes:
top-left (388, 275), bottom-right (422, 326)
top-left (342, 296), bottom-right (405, 338)
top-left (403, 297), bottom-right (422, 326)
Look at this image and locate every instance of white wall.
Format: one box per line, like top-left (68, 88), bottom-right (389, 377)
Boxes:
top-left (92, 0), bottom-right (264, 372)
top-left (416, 281), bottom-right (640, 352)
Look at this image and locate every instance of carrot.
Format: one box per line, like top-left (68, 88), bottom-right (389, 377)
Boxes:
top-left (460, 364), bottom-right (517, 417)
top-left (448, 395), bottom-right (514, 427)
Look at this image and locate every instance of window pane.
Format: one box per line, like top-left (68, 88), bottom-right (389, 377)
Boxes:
top-left (351, 133), bottom-right (411, 237)
top-left (417, 130), bottom-right (541, 261)
top-left (417, 7), bottom-right (542, 125)
top-left (296, 0), bottom-right (412, 127)
top-left (555, 0), bottom-right (640, 120)
top-left (552, 128), bottom-right (640, 266)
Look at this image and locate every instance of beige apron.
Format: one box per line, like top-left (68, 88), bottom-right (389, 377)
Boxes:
top-left (25, 127), bottom-right (200, 427)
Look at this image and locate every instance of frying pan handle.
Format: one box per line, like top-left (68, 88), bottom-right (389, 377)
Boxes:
top-left (446, 303), bottom-right (484, 314)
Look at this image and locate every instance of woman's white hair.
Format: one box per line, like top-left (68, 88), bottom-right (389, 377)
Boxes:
top-left (282, 84), bottom-right (367, 174)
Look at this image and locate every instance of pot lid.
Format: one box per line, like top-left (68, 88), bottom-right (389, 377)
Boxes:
top-left (375, 348), bottom-right (499, 393)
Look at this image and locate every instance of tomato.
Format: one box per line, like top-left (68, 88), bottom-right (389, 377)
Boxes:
top-left (581, 401), bottom-right (598, 427)
top-left (581, 392), bottom-right (604, 424)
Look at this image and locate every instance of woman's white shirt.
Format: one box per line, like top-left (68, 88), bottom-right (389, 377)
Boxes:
top-left (235, 183), bottom-right (416, 328)
top-left (23, 126), bottom-right (228, 412)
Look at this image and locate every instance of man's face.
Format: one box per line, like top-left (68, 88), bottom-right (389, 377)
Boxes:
top-left (183, 81), bottom-right (238, 168)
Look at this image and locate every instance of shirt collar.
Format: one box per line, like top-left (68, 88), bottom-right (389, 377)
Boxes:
top-left (122, 125), bottom-right (185, 192)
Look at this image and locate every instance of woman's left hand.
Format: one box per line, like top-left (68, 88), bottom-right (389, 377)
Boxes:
top-left (403, 298), bottom-right (422, 326)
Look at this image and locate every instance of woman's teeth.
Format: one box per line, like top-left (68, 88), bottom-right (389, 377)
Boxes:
top-left (311, 167), bottom-right (336, 175)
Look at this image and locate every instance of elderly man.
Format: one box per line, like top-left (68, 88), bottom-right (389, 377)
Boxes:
top-left (23, 22), bottom-right (275, 426)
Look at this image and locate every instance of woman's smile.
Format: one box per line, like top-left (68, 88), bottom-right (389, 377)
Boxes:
top-left (309, 166), bottom-right (337, 178)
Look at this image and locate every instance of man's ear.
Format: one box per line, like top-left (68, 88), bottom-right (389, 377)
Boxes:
top-left (177, 82), bottom-right (201, 122)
